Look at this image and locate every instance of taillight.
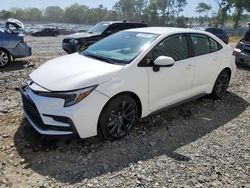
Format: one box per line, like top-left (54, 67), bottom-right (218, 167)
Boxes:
top-left (232, 51), bottom-right (237, 56)
top-left (232, 49), bottom-right (241, 57)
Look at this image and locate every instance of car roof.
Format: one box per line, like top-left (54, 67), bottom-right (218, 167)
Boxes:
top-left (100, 21), bottom-right (147, 25)
top-left (127, 27), bottom-right (210, 35)
top-left (205, 27), bottom-right (224, 30)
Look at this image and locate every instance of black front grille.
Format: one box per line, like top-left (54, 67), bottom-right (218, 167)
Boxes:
top-left (22, 94), bottom-right (44, 128)
top-left (21, 89), bottom-right (74, 133)
top-left (244, 49), bottom-right (250, 54)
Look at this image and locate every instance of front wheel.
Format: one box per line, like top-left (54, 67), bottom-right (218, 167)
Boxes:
top-left (0, 49), bottom-right (10, 67)
top-left (211, 71), bottom-right (230, 99)
top-left (98, 95), bottom-right (138, 141)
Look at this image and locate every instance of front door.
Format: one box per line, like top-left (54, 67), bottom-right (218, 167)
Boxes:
top-left (146, 34), bottom-right (195, 111)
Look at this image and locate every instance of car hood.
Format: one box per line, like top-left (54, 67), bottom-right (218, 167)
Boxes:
top-left (29, 53), bottom-right (124, 91)
top-left (65, 32), bottom-right (99, 39)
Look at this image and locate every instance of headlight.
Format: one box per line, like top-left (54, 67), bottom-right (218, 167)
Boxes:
top-left (70, 39), bottom-right (78, 44)
top-left (27, 77), bottom-right (33, 86)
top-left (35, 85), bottom-right (97, 107)
top-left (235, 42), bottom-right (243, 50)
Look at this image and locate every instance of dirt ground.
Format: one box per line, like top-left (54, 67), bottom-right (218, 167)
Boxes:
top-left (0, 36), bottom-right (249, 188)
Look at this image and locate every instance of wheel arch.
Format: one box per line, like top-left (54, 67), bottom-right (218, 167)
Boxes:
top-left (0, 47), bottom-right (11, 56)
top-left (0, 47), bottom-right (12, 65)
top-left (101, 91), bottom-right (142, 119)
top-left (221, 67), bottom-right (232, 81)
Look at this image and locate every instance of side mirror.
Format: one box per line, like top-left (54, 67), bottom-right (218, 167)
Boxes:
top-left (153, 56), bottom-right (175, 72)
top-left (154, 56), bottom-right (175, 66)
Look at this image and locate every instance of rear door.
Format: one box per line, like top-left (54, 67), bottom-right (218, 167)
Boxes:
top-left (189, 33), bottom-right (222, 94)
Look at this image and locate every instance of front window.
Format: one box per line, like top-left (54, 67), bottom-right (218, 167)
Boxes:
top-left (88, 22), bottom-right (110, 35)
top-left (156, 34), bottom-right (189, 61)
top-left (83, 31), bottom-right (159, 64)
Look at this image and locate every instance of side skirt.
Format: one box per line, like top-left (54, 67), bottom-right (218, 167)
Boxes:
top-left (148, 93), bottom-right (207, 116)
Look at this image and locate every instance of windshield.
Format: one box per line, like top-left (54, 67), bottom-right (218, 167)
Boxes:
top-left (83, 31), bottom-right (159, 64)
top-left (88, 22), bottom-right (110, 34)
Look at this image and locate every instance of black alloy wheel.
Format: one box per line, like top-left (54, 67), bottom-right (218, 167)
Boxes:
top-left (98, 95), bottom-right (138, 141)
top-left (212, 71), bottom-right (230, 99)
top-left (0, 49), bottom-right (10, 67)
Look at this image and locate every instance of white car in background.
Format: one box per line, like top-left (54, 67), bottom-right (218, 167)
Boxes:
top-left (20, 27), bottom-right (236, 140)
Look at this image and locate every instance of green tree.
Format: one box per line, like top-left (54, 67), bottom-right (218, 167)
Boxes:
top-left (45, 6), bottom-right (64, 22)
top-left (113, 0), bottom-right (137, 21)
top-left (105, 10), bottom-right (120, 21)
top-left (175, 0), bottom-right (188, 19)
top-left (144, 0), bottom-right (159, 25)
top-left (26, 8), bottom-right (43, 21)
top-left (0, 10), bottom-right (14, 19)
top-left (230, 0), bottom-right (250, 28)
top-left (88, 5), bottom-right (109, 24)
top-left (155, 0), bottom-right (168, 24)
top-left (196, 2), bottom-right (212, 25)
top-left (64, 3), bottom-right (89, 23)
top-left (214, 0), bottom-right (231, 28)
top-left (10, 8), bottom-right (26, 20)
top-left (135, 0), bottom-right (148, 20)
top-left (175, 16), bottom-right (188, 27)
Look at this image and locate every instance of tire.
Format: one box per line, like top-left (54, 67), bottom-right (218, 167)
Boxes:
top-left (0, 49), bottom-right (10, 67)
top-left (98, 95), bottom-right (138, 141)
top-left (211, 70), bottom-right (230, 99)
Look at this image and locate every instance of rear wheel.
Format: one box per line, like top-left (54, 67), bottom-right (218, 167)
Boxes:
top-left (212, 70), bottom-right (230, 99)
top-left (98, 95), bottom-right (138, 141)
top-left (0, 49), bottom-right (10, 67)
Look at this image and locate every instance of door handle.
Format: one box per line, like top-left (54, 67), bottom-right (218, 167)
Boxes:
top-left (185, 64), bottom-right (193, 70)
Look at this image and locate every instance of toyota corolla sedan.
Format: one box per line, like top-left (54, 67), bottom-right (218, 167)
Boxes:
top-left (20, 27), bottom-right (236, 140)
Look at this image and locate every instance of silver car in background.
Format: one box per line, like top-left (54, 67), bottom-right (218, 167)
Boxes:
top-left (233, 40), bottom-right (250, 67)
top-left (0, 18), bottom-right (31, 67)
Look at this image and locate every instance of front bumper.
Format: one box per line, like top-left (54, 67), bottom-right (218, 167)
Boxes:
top-left (8, 42), bottom-right (32, 58)
top-left (20, 87), bottom-right (75, 135)
top-left (20, 86), bottom-right (109, 138)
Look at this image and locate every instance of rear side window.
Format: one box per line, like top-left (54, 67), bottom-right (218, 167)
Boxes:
top-left (107, 24), bottom-right (121, 33)
top-left (191, 34), bottom-right (210, 56)
top-left (209, 37), bottom-right (221, 52)
top-left (122, 23), bottom-right (134, 30)
top-left (121, 23), bottom-right (147, 30)
top-left (205, 28), bottom-right (224, 34)
top-left (213, 28), bottom-right (224, 34)
top-left (157, 34), bottom-right (189, 61)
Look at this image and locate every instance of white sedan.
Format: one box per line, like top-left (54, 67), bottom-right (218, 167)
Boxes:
top-left (20, 27), bottom-right (236, 140)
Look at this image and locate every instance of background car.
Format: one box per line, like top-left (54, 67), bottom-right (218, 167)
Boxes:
top-left (62, 21), bottom-right (148, 54)
top-left (21, 27), bottom-right (235, 141)
top-left (0, 18), bottom-right (31, 67)
top-left (233, 40), bottom-right (250, 67)
top-left (205, 27), bottom-right (229, 44)
top-left (31, 27), bottom-right (60, 37)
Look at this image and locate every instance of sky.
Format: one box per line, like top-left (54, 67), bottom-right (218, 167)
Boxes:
top-left (1, 0), bottom-right (219, 17)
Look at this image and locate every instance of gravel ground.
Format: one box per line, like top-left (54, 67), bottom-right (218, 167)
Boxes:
top-left (0, 36), bottom-right (249, 188)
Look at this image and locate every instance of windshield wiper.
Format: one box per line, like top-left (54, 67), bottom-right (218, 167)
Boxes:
top-left (83, 52), bottom-right (114, 64)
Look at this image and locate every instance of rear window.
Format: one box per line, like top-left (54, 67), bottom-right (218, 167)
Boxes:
top-left (206, 28), bottom-right (224, 34)
top-left (121, 23), bottom-right (147, 30)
